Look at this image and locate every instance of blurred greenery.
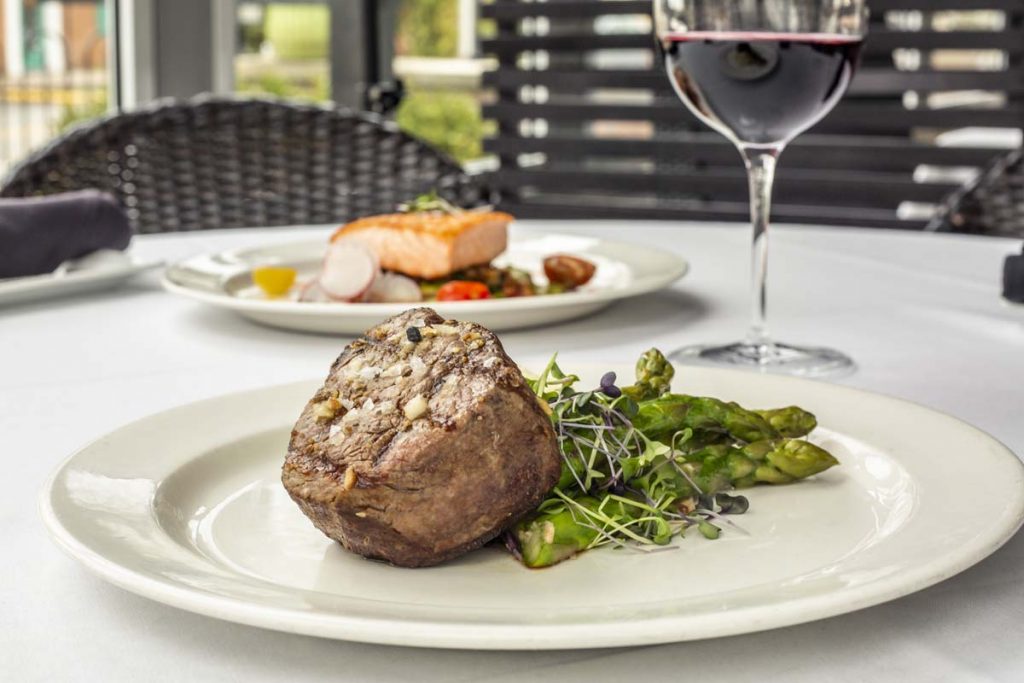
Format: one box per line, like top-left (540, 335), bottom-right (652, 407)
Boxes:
top-left (264, 4), bottom-right (329, 60)
top-left (396, 90), bottom-right (491, 162)
top-left (397, 0), bottom-right (458, 57)
top-left (235, 1), bottom-right (485, 162)
top-left (53, 2), bottom-right (487, 163)
top-left (236, 72), bottom-right (329, 102)
top-left (57, 95), bottom-right (108, 132)
top-left (395, 0), bottom-right (486, 161)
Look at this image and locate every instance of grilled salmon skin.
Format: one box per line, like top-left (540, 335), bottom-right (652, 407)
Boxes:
top-left (330, 211), bottom-right (513, 280)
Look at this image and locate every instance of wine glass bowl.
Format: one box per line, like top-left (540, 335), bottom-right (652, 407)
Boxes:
top-left (661, 33), bottom-right (863, 148)
top-left (654, 0), bottom-right (868, 377)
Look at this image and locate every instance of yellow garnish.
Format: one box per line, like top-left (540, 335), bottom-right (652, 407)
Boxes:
top-left (252, 266), bottom-right (297, 297)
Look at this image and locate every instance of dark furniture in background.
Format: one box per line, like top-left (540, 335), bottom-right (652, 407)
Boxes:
top-left (0, 98), bottom-right (485, 234)
top-left (929, 148), bottom-right (1024, 237)
top-left (482, 0), bottom-right (1024, 230)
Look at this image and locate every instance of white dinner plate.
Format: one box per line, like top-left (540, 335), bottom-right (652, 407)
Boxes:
top-left (41, 363), bottom-right (1024, 650)
top-left (161, 230), bottom-right (689, 333)
top-left (0, 251), bottom-right (162, 307)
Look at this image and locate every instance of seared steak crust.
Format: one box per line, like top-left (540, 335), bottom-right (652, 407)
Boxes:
top-left (282, 307), bottom-right (561, 567)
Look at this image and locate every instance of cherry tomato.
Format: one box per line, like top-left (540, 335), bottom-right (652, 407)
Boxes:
top-left (435, 280), bottom-right (491, 301)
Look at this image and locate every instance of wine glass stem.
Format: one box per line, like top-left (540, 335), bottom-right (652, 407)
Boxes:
top-left (741, 146), bottom-right (782, 350)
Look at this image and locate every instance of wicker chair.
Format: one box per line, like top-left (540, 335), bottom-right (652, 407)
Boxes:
top-left (927, 149), bottom-right (1024, 237)
top-left (0, 97), bottom-right (488, 234)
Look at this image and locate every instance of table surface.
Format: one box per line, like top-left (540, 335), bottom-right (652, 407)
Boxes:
top-left (3, 221), bottom-right (1023, 682)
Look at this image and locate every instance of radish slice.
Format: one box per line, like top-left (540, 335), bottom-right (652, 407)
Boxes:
top-left (364, 272), bottom-right (423, 303)
top-left (319, 242), bottom-right (379, 301)
top-left (298, 280), bottom-right (332, 303)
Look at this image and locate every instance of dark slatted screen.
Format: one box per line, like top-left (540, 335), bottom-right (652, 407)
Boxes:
top-left (480, 0), bottom-right (1024, 228)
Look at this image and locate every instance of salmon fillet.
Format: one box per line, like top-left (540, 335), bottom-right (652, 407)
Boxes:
top-left (330, 211), bottom-right (513, 279)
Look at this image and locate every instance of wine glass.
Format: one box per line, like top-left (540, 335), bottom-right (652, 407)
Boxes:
top-left (654, 0), bottom-right (869, 377)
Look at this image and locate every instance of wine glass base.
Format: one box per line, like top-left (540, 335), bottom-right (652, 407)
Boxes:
top-left (669, 341), bottom-right (855, 378)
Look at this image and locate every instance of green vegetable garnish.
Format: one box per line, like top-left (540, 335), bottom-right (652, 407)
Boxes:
top-left (754, 407), bottom-right (818, 438)
top-left (508, 350), bottom-right (840, 568)
top-left (698, 520), bottom-right (721, 540)
top-left (398, 190), bottom-right (459, 214)
top-left (622, 348), bottom-right (675, 401)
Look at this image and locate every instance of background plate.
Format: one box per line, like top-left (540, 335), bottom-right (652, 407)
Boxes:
top-left (161, 230), bottom-right (689, 333)
top-left (0, 255), bottom-right (161, 307)
top-left (41, 364), bottom-right (1024, 650)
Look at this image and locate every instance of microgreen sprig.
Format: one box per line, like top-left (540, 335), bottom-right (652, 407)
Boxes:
top-left (512, 355), bottom-right (758, 567)
top-left (397, 190), bottom-right (460, 214)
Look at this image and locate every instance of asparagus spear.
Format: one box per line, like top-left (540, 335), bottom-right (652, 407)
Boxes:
top-left (515, 495), bottom-right (668, 568)
top-left (634, 394), bottom-right (779, 444)
top-left (754, 407), bottom-right (818, 438)
top-left (515, 497), bottom-right (602, 568)
top-left (622, 349), bottom-right (675, 401)
top-left (629, 446), bottom-right (748, 503)
top-left (761, 438), bottom-right (839, 479)
top-left (515, 439), bottom-right (838, 568)
top-left (731, 439), bottom-right (839, 486)
top-left (644, 439), bottom-right (838, 497)
top-left (515, 350), bottom-right (840, 569)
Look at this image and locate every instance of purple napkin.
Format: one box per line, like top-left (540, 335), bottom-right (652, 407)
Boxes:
top-left (0, 190), bottom-right (131, 278)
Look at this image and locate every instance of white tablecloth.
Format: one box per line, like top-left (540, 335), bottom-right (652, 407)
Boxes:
top-left (3, 221), bottom-right (1023, 682)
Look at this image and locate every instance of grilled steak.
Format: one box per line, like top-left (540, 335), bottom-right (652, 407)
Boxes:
top-left (282, 307), bottom-right (561, 567)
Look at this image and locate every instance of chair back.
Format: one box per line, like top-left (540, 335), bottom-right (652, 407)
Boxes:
top-left (1, 97), bottom-right (486, 233)
top-left (928, 149), bottom-right (1024, 237)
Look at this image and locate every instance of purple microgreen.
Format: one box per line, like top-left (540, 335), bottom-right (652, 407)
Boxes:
top-left (601, 384), bottom-right (623, 399)
top-left (502, 530), bottom-right (524, 561)
top-left (599, 371), bottom-right (622, 398)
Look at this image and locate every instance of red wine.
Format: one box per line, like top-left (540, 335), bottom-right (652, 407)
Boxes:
top-left (660, 32), bottom-right (863, 146)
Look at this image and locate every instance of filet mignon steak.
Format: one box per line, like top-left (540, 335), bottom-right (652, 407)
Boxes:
top-left (282, 307), bottom-right (561, 567)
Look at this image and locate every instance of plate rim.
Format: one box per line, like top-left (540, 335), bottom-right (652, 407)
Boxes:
top-left (159, 231), bottom-right (689, 316)
top-left (39, 367), bottom-right (1024, 650)
top-left (0, 258), bottom-right (163, 296)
